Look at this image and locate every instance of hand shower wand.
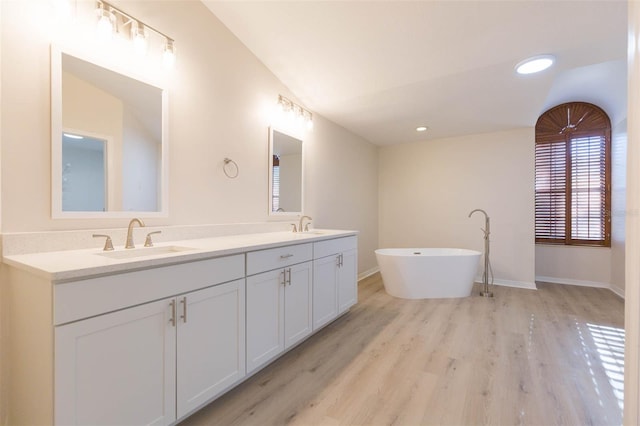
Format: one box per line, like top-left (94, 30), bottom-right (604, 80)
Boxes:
top-left (468, 209), bottom-right (493, 297)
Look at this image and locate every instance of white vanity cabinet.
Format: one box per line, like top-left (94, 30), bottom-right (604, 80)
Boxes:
top-left (55, 297), bottom-right (177, 425)
top-left (246, 243), bottom-right (313, 373)
top-left (312, 236), bottom-right (358, 330)
top-left (4, 230), bottom-right (357, 426)
top-left (175, 278), bottom-right (245, 419)
top-left (43, 254), bottom-right (245, 426)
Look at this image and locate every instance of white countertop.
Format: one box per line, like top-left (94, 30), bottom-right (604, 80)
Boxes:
top-left (2, 229), bottom-right (357, 282)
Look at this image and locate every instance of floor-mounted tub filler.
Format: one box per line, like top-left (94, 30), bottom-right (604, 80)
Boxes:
top-left (468, 208), bottom-right (493, 297)
top-left (375, 248), bottom-right (481, 299)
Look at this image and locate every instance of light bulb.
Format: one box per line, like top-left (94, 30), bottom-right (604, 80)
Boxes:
top-left (163, 39), bottom-right (176, 68)
top-left (95, 6), bottom-right (115, 42)
top-left (131, 22), bottom-right (148, 55)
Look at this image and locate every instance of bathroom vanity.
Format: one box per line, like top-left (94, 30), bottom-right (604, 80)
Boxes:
top-left (3, 230), bottom-right (357, 425)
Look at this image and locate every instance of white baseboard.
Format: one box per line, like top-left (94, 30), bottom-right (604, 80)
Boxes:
top-left (535, 275), bottom-right (609, 288)
top-left (494, 278), bottom-right (537, 290)
top-left (610, 284), bottom-right (625, 299)
top-left (535, 275), bottom-right (624, 298)
top-left (358, 267), bottom-right (379, 281)
top-left (475, 275), bottom-right (537, 290)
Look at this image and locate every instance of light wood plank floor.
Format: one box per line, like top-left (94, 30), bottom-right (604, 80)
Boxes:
top-left (180, 274), bottom-right (624, 426)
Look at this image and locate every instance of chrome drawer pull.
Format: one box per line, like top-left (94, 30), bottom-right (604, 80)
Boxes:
top-left (169, 300), bottom-right (176, 327)
top-left (180, 297), bottom-right (187, 323)
top-left (280, 254), bottom-right (294, 259)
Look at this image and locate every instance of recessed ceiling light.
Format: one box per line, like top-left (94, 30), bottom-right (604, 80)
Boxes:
top-left (416, 126), bottom-right (428, 132)
top-left (515, 54), bottom-right (555, 75)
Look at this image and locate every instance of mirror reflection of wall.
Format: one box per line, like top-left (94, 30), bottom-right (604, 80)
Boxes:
top-left (62, 133), bottom-right (106, 212)
top-left (269, 129), bottom-right (303, 215)
top-left (53, 48), bottom-right (165, 216)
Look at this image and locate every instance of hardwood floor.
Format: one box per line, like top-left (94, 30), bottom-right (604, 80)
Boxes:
top-left (180, 274), bottom-right (625, 426)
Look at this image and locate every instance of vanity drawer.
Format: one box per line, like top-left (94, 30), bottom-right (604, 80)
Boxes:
top-left (54, 254), bottom-right (245, 325)
top-left (246, 243), bottom-right (312, 276)
top-left (314, 236), bottom-right (358, 259)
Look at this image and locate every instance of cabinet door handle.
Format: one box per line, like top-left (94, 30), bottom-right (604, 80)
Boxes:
top-left (180, 297), bottom-right (187, 323)
top-left (287, 268), bottom-right (292, 286)
top-left (169, 300), bottom-right (176, 327)
top-left (280, 270), bottom-right (286, 286)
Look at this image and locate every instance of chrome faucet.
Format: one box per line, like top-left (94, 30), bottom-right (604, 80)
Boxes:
top-left (299, 215), bottom-right (312, 233)
top-left (468, 209), bottom-right (490, 239)
top-left (125, 218), bottom-right (145, 249)
top-left (468, 208), bottom-right (493, 298)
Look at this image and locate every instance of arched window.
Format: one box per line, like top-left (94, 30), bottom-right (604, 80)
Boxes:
top-left (535, 102), bottom-right (611, 247)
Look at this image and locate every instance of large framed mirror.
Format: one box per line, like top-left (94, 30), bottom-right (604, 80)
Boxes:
top-left (268, 127), bottom-right (303, 216)
top-left (51, 45), bottom-right (168, 218)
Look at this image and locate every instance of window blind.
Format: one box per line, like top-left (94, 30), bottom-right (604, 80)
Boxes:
top-left (570, 135), bottom-right (607, 242)
top-left (272, 165), bottom-right (280, 212)
top-left (535, 140), bottom-right (566, 242)
top-left (535, 102), bottom-right (610, 247)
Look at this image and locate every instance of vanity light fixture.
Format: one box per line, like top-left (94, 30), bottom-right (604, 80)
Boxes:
top-left (416, 126), bottom-right (428, 132)
top-left (515, 54), bottom-right (555, 75)
top-left (277, 95), bottom-right (313, 130)
top-left (95, 0), bottom-right (175, 64)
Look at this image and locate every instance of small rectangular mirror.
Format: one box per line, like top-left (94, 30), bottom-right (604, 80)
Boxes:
top-left (51, 45), bottom-right (168, 218)
top-left (269, 128), bottom-right (303, 216)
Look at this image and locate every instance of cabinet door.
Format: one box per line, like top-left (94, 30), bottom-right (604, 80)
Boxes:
top-left (312, 255), bottom-right (339, 330)
top-left (55, 299), bottom-right (176, 426)
top-left (338, 249), bottom-right (358, 314)
top-left (176, 279), bottom-right (246, 419)
top-left (246, 269), bottom-right (285, 373)
top-left (284, 261), bottom-right (313, 349)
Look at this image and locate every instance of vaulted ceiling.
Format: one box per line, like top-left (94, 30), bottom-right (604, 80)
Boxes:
top-left (203, 1), bottom-right (627, 146)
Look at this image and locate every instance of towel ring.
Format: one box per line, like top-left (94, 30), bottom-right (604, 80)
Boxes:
top-left (223, 158), bottom-right (239, 179)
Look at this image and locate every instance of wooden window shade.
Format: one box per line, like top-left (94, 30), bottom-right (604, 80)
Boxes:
top-left (535, 102), bottom-right (611, 247)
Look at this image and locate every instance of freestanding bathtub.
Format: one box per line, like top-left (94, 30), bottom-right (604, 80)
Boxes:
top-left (375, 248), bottom-right (481, 299)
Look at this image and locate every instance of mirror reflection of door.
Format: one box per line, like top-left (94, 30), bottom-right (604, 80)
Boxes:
top-left (62, 132), bottom-right (107, 212)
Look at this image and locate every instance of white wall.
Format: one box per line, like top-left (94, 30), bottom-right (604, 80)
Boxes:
top-left (0, 1), bottom-right (5, 423)
top-left (611, 118), bottom-right (627, 296)
top-left (535, 245), bottom-right (611, 287)
top-left (378, 128), bottom-right (535, 288)
top-left (626, 3), bottom-right (640, 422)
top-left (0, 0), bottom-right (378, 272)
top-left (305, 115), bottom-right (379, 276)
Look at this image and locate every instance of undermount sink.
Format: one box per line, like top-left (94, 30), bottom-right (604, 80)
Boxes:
top-left (96, 245), bottom-right (195, 260)
top-left (297, 230), bottom-right (326, 235)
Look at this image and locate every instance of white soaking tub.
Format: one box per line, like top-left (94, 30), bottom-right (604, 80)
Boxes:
top-left (375, 248), bottom-right (481, 299)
